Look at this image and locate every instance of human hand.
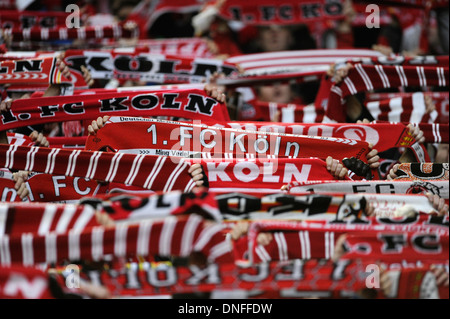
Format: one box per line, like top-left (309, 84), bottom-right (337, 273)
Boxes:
top-left (81, 65), bottom-right (94, 87)
top-left (13, 171), bottom-right (30, 200)
top-left (29, 131), bottom-right (49, 147)
top-left (326, 156), bottom-right (348, 179)
top-left (188, 163), bottom-right (208, 187)
top-left (406, 124), bottom-right (425, 144)
top-left (87, 116), bottom-right (110, 135)
top-left (426, 192), bottom-right (449, 216)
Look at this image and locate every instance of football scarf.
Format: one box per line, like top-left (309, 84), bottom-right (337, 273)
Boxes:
top-left (326, 64), bottom-right (449, 122)
top-left (63, 49), bottom-right (238, 87)
top-left (367, 91), bottom-right (449, 124)
top-left (225, 121), bottom-right (430, 162)
top-left (0, 214), bottom-right (233, 266)
top-left (202, 157), bottom-right (362, 193)
top-left (0, 56), bottom-right (72, 86)
top-left (0, 144), bottom-right (197, 193)
top-left (410, 123), bottom-right (449, 144)
top-left (57, 258), bottom-right (371, 298)
top-left (215, 0), bottom-right (346, 26)
top-left (392, 163), bottom-right (449, 180)
top-left (0, 265), bottom-right (55, 299)
top-left (3, 24), bottom-right (139, 42)
top-left (84, 117), bottom-right (373, 163)
top-left (0, 201), bottom-right (99, 236)
top-left (219, 49), bottom-right (384, 87)
top-left (284, 179), bottom-right (449, 200)
top-left (79, 188), bottom-right (223, 223)
top-left (0, 172), bottom-right (107, 203)
top-left (243, 220), bottom-right (449, 264)
top-left (0, 88), bottom-right (230, 132)
top-left (366, 92), bottom-right (439, 124)
top-left (341, 231), bottom-right (449, 264)
top-left (214, 191), bottom-right (445, 220)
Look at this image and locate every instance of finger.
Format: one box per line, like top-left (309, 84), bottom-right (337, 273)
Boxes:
top-left (326, 156), bottom-right (333, 170)
top-left (91, 120), bottom-right (99, 132)
top-left (190, 168), bottom-right (203, 177)
top-left (188, 163), bottom-right (201, 173)
top-left (29, 130), bottom-right (38, 141)
top-left (14, 176), bottom-right (25, 189)
top-left (192, 174), bottom-right (204, 182)
top-left (17, 183), bottom-right (29, 199)
top-left (337, 164), bottom-right (348, 179)
top-left (195, 180), bottom-right (204, 187)
top-left (96, 117), bottom-right (105, 129)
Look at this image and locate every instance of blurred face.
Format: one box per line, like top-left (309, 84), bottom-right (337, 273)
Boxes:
top-left (258, 25), bottom-right (293, 52)
top-left (257, 83), bottom-right (293, 104)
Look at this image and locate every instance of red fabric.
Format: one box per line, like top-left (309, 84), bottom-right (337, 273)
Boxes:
top-left (0, 88), bottom-right (231, 132)
top-left (0, 144), bottom-right (196, 193)
top-left (0, 265), bottom-right (55, 299)
top-left (216, 0), bottom-right (346, 26)
top-left (0, 214), bottom-right (232, 266)
top-left (327, 64), bottom-right (449, 122)
top-left (243, 219), bottom-right (449, 264)
top-left (84, 117), bottom-right (373, 163)
top-left (4, 24), bottom-right (138, 42)
top-left (0, 56), bottom-right (72, 86)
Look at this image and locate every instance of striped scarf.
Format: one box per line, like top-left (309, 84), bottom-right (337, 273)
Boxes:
top-left (3, 24), bottom-right (139, 42)
top-left (0, 214), bottom-right (232, 267)
top-left (0, 56), bottom-right (72, 86)
top-left (0, 144), bottom-right (197, 193)
top-left (326, 64), bottom-right (449, 122)
top-left (243, 219), bottom-right (449, 264)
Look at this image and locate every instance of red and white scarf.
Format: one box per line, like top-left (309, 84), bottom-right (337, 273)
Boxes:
top-left (0, 214), bottom-right (232, 266)
top-left (367, 91), bottom-right (449, 124)
top-left (285, 179), bottom-right (449, 200)
top-left (0, 88), bottom-right (230, 131)
top-left (202, 157), bottom-right (356, 193)
top-left (393, 163), bottom-right (449, 180)
top-left (227, 121), bottom-right (428, 158)
top-left (79, 188), bottom-right (223, 223)
top-left (0, 201), bottom-right (99, 236)
top-left (0, 144), bottom-right (196, 192)
top-left (0, 56), bottom-right (72, 87)
top-left (0, 265), bottom-right (55, 299)
top-left (85, 117), bottom-right (373, 163)
top-left (63, 48), bottom-right (238, 87)
top-left (243, 219), bottom-right (448, 264)
top-left (341, 231), bottom-right (449, 264)
top-left (366, 92), bottom-right (438, 123)
top-left (3, 24), bottom-right (139, 42)
top-left (213, 190), bottom-right (446, 220)
top-left (220, 49), bottom-right (383, 87)
top-left (326, 64), bottom-right (449, 122)
top-left (0, 172), bottom-right (107, 203)
top-left (64, 258), bottom-right (371, 298)
top-left (216, 0), bottom-right (346, 26)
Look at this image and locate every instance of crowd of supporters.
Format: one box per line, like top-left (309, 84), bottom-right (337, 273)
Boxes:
top-left (0, 0), bottom-right (448, 301)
